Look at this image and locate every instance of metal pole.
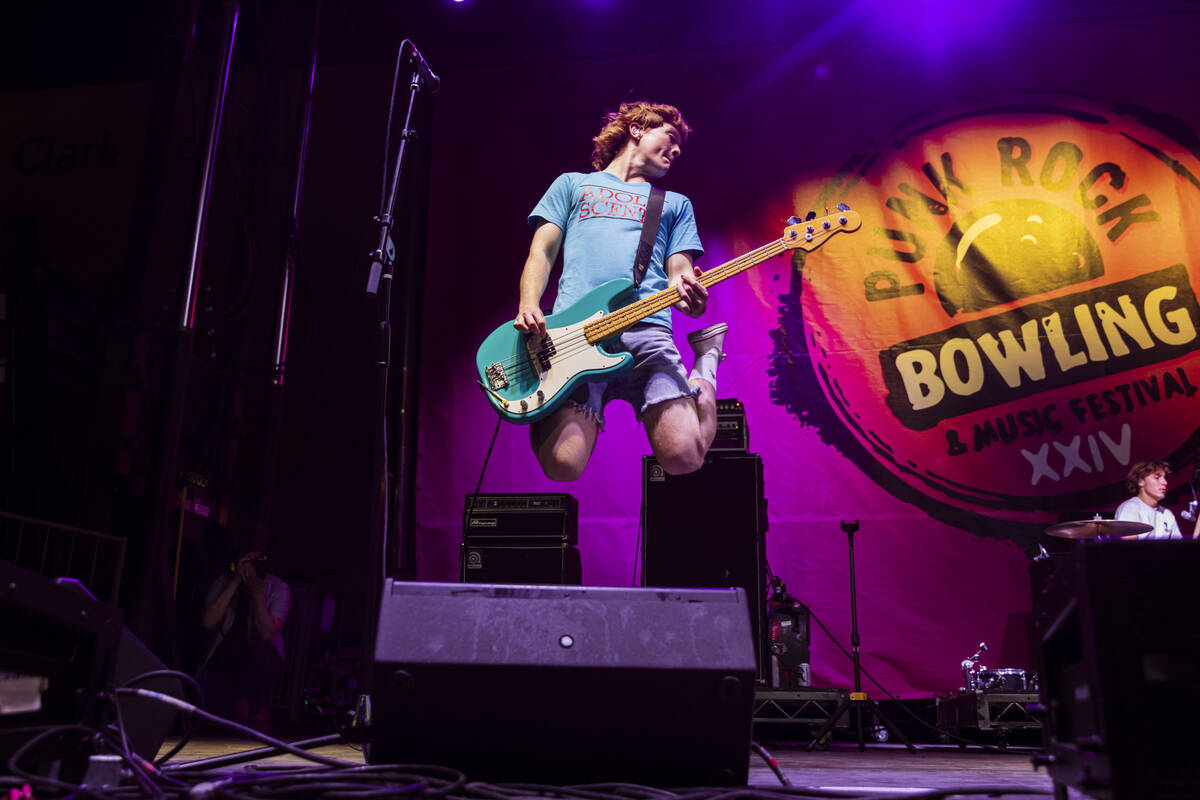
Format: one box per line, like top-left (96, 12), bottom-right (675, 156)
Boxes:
top-left (137, 0), bottom-right (239, 648)
top-left (254, 0), bottom-right (321, 555)
top-left (180, 0), bottom-right (240, 330)
top-left (270, 0), bottom-right (320, 386)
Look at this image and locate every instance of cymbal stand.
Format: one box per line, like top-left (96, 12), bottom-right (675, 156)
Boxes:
top-left (807, 520), bottom-right (916, 752)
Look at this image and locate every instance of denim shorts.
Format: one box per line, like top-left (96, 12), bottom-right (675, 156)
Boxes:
top-left (567, 322), bottom-right (697, 429)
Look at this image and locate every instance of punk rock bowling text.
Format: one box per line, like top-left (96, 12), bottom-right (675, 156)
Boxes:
top-left (867, 138), bottom-right (1159, 274)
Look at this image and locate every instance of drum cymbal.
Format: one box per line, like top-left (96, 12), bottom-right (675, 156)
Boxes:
top-left (1044, 519), bottom-right (1153, 539)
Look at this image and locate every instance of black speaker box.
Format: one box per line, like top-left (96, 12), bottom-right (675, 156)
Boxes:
top-left (1034, 541), bottom-right (1200, 798)
top-left (0, 561), bottom-right (121, 781)
top-left (111, 620), bottom-right (181, 761)
top-left (641, 454), bottom-right (768, 680)
top-left (460, 543), bottom-right (582, 584)
top-left (369, 580), bottom-right (756, 786)
top-left (54, 578), bottom-right (181, 762)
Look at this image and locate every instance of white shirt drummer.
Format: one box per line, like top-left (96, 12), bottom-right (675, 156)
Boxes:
top-left (1114, 461), bottom-right (1197, 541)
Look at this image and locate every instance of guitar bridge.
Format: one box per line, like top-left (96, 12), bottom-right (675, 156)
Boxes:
top-left (485, 362), bottom-right (508, 390)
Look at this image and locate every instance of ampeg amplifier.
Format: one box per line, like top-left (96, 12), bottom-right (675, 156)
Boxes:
top-left (461, 542), bottom-right (582, 585)
top-left (463, 493), bottom-right (578, 544)
top-left (712, 398), bottom-right (749, 453)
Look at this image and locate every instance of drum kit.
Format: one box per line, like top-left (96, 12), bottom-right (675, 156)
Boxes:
top-left (954, 516), bottom-right (1154, 695)
top-left (960, 641), bottom-right (1039, 694)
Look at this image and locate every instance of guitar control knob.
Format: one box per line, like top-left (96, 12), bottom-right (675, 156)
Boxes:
top-left (536, 390), bottom-right (545, 402)
top-left (520, 400), bottom-right (528, 411)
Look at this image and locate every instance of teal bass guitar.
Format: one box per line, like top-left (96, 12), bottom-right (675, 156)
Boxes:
top-left (476, 206), bottom-right (861, 423)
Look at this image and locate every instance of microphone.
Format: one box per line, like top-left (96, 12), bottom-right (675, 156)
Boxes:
top-left (1182, 500), bottom-right (1198, 522)
top-left (403, 41), bottom-right (440, 96)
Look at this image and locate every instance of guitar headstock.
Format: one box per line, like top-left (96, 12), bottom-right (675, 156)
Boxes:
top-left (782, 202), bottom-right (861, 252)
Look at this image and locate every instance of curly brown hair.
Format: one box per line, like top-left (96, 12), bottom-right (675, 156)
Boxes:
top-left (1125, 460), bottom-right (1171, 495)
top-left (590, 101), bottom-right (692, 171)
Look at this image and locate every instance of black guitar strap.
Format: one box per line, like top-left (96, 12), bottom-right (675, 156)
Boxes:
top-left (633, 186), bottom-right (666, 288)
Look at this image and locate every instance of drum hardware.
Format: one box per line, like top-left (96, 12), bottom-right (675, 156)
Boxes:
top-left (1182, 453), bottom-right (1199, 522)
top-left (978, 668), bottom-right (1036, 693)
top-left (1044, 515), bottom-right (1152, 539)
top-left (960, 641), bottom-right (988, 693)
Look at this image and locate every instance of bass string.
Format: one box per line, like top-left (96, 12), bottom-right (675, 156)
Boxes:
top-left (488, 235), bottom-right (792, 376)
top-left (586, 238), bottom-right (789, 340)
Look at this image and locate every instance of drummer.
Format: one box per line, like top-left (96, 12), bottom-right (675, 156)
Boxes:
top-left (1114, 460), bottom-right (1199, 540)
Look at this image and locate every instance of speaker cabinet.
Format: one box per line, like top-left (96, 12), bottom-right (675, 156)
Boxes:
top-left (0, 562), bottom-right (121, 781)
top-left (641, 454), bottom-right (767, 680)
top-left (460, 543), bottom-right (581, 584)
top-left (1034, 541), bottom-right (1200, 798)
top-left (369, 580), bottom-right (756, 786)
top-left (53, 578), bottom-right (181, 761)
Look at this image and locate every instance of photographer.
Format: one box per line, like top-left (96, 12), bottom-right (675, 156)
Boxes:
top-left (197, 549), bottom-right (289, 732)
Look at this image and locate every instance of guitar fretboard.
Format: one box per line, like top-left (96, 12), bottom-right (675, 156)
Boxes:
top-left (583, 237), bottom-right (790, 343)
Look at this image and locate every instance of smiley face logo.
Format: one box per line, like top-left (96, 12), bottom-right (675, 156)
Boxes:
top-left (934, 199), bottom-right (1104, 316)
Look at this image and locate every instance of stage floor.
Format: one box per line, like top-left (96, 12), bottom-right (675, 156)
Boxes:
top-left (160, 735), bottom-right (1086, 798)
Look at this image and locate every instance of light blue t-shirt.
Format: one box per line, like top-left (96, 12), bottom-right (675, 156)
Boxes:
top-left (528, 171), bottom-right (704, 329)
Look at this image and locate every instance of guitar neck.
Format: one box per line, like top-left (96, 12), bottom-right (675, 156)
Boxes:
top-left (584, 237), bottom-right (790, 342)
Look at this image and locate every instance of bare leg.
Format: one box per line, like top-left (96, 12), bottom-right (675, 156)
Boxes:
top-left (530, 403), bottom-right (600, 482)
top-left (643, 378), bottom-right (717, 475)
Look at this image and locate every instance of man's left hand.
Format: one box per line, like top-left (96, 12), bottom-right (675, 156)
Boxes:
top-left (673, 266), bottom-right (708, 318)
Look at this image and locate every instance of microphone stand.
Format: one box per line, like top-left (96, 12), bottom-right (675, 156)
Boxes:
top-left (357, 40), bottom-right (436, 732)
top-left (807, 520), bottom-right (916, 752)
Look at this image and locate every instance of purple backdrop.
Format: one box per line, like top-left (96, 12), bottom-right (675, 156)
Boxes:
top-left (413, 9), bottom-right (1200, 697)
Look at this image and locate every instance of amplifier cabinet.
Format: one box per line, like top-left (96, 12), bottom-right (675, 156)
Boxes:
top-left (460, 542), bottom-right (582, 585)
top-left (463, 493), bottom-right (578, 544)
top-left (712, 398), bottom-right (749, 453)
top-left (641, 453), bottom-right (768, 680)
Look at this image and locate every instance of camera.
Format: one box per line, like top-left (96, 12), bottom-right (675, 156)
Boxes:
top-left (233, 554), bottom-right (270, 579)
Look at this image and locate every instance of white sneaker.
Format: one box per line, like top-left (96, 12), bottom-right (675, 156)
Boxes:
top-left (687, 322), bottom-right (728, 362)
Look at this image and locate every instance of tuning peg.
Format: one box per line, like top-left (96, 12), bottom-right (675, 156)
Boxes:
top-left (804, 210), bottom-right (817, 221)
top-left (837, 202), bottom-right (850, 211)
top-left (787, 215), bottom-right (802, 225)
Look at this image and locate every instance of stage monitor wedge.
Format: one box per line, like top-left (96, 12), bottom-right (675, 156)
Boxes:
top-left (369, 580), bottom-right (756, 786)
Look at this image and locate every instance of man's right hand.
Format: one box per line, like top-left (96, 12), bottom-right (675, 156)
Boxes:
top-left (514, 305), bottom-right (547, 337)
